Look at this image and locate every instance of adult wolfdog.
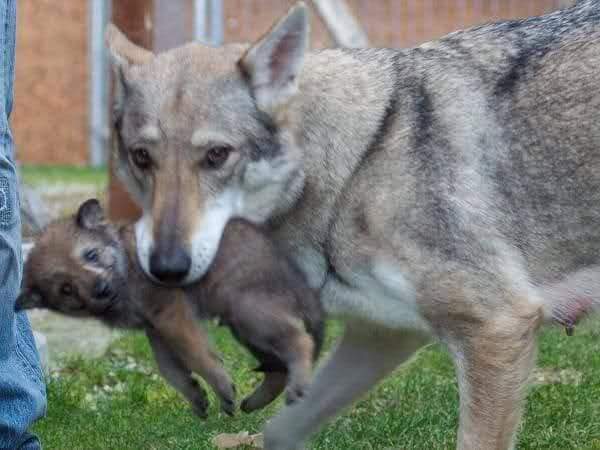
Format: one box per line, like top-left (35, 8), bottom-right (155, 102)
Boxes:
top-left (106, 1), bottom-right (600, 448)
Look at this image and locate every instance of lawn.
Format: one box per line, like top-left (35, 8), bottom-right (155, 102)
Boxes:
top-left (20, 165), bottom-right (108, 188)
top-left (33, 319), bottom-right (600, 450)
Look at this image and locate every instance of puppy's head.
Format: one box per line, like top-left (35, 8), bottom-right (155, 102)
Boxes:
top-left (16, 199), bottom-right (128, 321)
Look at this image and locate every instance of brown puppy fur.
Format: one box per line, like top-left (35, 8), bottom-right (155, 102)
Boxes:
top-left (17, 199), bottom-right (324, 417)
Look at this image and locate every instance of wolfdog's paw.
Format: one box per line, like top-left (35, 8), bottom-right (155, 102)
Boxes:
top-left (284, 381), bottom-right (307, 405)
top-left (264, 419), bottom-right (306, 450)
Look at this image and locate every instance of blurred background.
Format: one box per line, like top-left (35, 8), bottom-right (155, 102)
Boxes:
top-left (14, 0), bottom-right (573, 169)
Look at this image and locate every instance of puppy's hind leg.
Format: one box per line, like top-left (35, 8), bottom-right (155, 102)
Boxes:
top-left (241, 371), bottom-right (287, 413)
top-left (277, 327), bottom-right (315, 405)
top-left (145, 328), bottom-right (209, 418)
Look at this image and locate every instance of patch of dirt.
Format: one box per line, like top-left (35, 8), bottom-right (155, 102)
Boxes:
top-left (27, 309), bottom-right (122, 369)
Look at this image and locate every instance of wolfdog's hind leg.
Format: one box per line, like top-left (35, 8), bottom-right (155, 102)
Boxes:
top-left (452, 306), bottom-right (541, 450)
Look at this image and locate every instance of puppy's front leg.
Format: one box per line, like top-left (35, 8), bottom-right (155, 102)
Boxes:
top-left (148, 295), bottom-right (236, 416)
top-left (145, 327), bottom-right (209, 418)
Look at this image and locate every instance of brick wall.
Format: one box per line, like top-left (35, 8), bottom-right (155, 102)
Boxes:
top-left (11, 0), bottom-right (567, 166)
top-left (223, 0), bottom-right (565, 48)
top-left (12, 0), bottom-right (88, 166)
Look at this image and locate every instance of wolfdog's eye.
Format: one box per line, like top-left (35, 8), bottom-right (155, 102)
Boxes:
top-left (131, 148), bottom-right (152, 170)
top-left (203, 145), bottom-right (232, 169)
top-left (84, 249), bottom-right (99, 263)
top-left (60, 283), bottom-right (73, 296)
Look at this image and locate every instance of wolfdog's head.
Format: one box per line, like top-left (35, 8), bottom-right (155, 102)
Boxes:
top-left (16, 199), bottom-right (129, 321)
top-left (105, 3), bottom-right (309, 285)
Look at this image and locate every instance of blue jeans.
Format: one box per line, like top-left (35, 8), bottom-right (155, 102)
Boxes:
top-left (0, 0), bottom-right (47, 448)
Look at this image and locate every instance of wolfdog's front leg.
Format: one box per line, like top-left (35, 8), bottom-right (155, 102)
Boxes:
top-left (263, 322), bottom-right (428, 450)
top-left (145, 328), bottom-right (209, 418)
top-left (452, 308), bottom-right (541, 450)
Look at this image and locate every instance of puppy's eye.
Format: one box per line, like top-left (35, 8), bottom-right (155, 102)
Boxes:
top-left (203, 145), bottom-right (232, 169)
top-left (131, 147), bottom-right (152, 170)
top-left (60, 283), bottom-right (73, 296)
top-left (84, 249), bottom-right (99, 263)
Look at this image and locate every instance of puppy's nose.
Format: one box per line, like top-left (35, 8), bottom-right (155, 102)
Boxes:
top-left (149, 247), bottom-right (191, 284)
top-left (93, 279), bottom-right (112, 299)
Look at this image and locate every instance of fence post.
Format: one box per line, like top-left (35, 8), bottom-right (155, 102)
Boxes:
top-left (107, 0), bottom-right (154, 221)
top-left (309, 0), bottom-right (369, 48)
top-left (194, 0), bottom-right (223, 45)
top-left (89, 0), bottom-right (111, 167)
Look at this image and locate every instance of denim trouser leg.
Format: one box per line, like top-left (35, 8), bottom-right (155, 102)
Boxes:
top-left (0, 0), bottom-right (47, 448)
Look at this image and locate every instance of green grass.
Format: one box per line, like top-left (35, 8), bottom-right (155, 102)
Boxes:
top-left (20, 165), bottom-right (108, 188)
top-left (33, 320), bottom-right (600, 450)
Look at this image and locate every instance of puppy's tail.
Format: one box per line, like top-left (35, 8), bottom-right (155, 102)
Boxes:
top-left (541, 268), bottom-right (600, 334)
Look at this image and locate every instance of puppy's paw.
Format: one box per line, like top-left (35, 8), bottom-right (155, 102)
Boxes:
top-left (220, 397), bottom-right (236, 416)
top-left (188, 380), bottom-right (210, 419)
top-left (240, 397), bottom-right (254, 413)
top-left (240, 394), bottom-right (267, 414)
top-left (219, 382), bottom-right (237, 416)
top-left (191, 398), bottom-right (209, 419)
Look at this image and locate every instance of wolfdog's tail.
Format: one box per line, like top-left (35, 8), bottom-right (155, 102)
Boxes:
top-left (541, 268), bottom-right (600, 334)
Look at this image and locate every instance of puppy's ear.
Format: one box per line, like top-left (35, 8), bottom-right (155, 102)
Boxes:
top-left (76, 199), bottom-right (106, 230)
top-left (238, 2), bottom-right (309, 116)
top-left (15, 288), bottom-right (44, 311)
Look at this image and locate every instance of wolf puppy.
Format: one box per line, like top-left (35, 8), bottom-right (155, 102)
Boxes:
top-left (17, 199), bottom-right (324, 416)
top-left (106, 0), bottom-right (600, 448)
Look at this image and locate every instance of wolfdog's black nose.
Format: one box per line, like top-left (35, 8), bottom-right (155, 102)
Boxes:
top-left (149, 248), bottom-right (191, 283)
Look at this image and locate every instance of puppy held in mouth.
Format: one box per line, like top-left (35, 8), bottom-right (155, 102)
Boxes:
top-left (17, 198), bottom-right (324, 417)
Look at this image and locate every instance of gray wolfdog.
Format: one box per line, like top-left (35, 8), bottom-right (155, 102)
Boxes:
top-left (105, 1), bottom-right (600, 448)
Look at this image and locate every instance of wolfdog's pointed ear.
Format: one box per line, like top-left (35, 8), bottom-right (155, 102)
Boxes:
top-left (15, 288), bottom-right (44, 311)
top-left (105, 23), bottom-right (153, 68)
top-left (238, 2), bottom-right (309, 115)
top-left (105, 24), bottom-right (153, 117)
top-left (76, 199), bottom-right (106, 230)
